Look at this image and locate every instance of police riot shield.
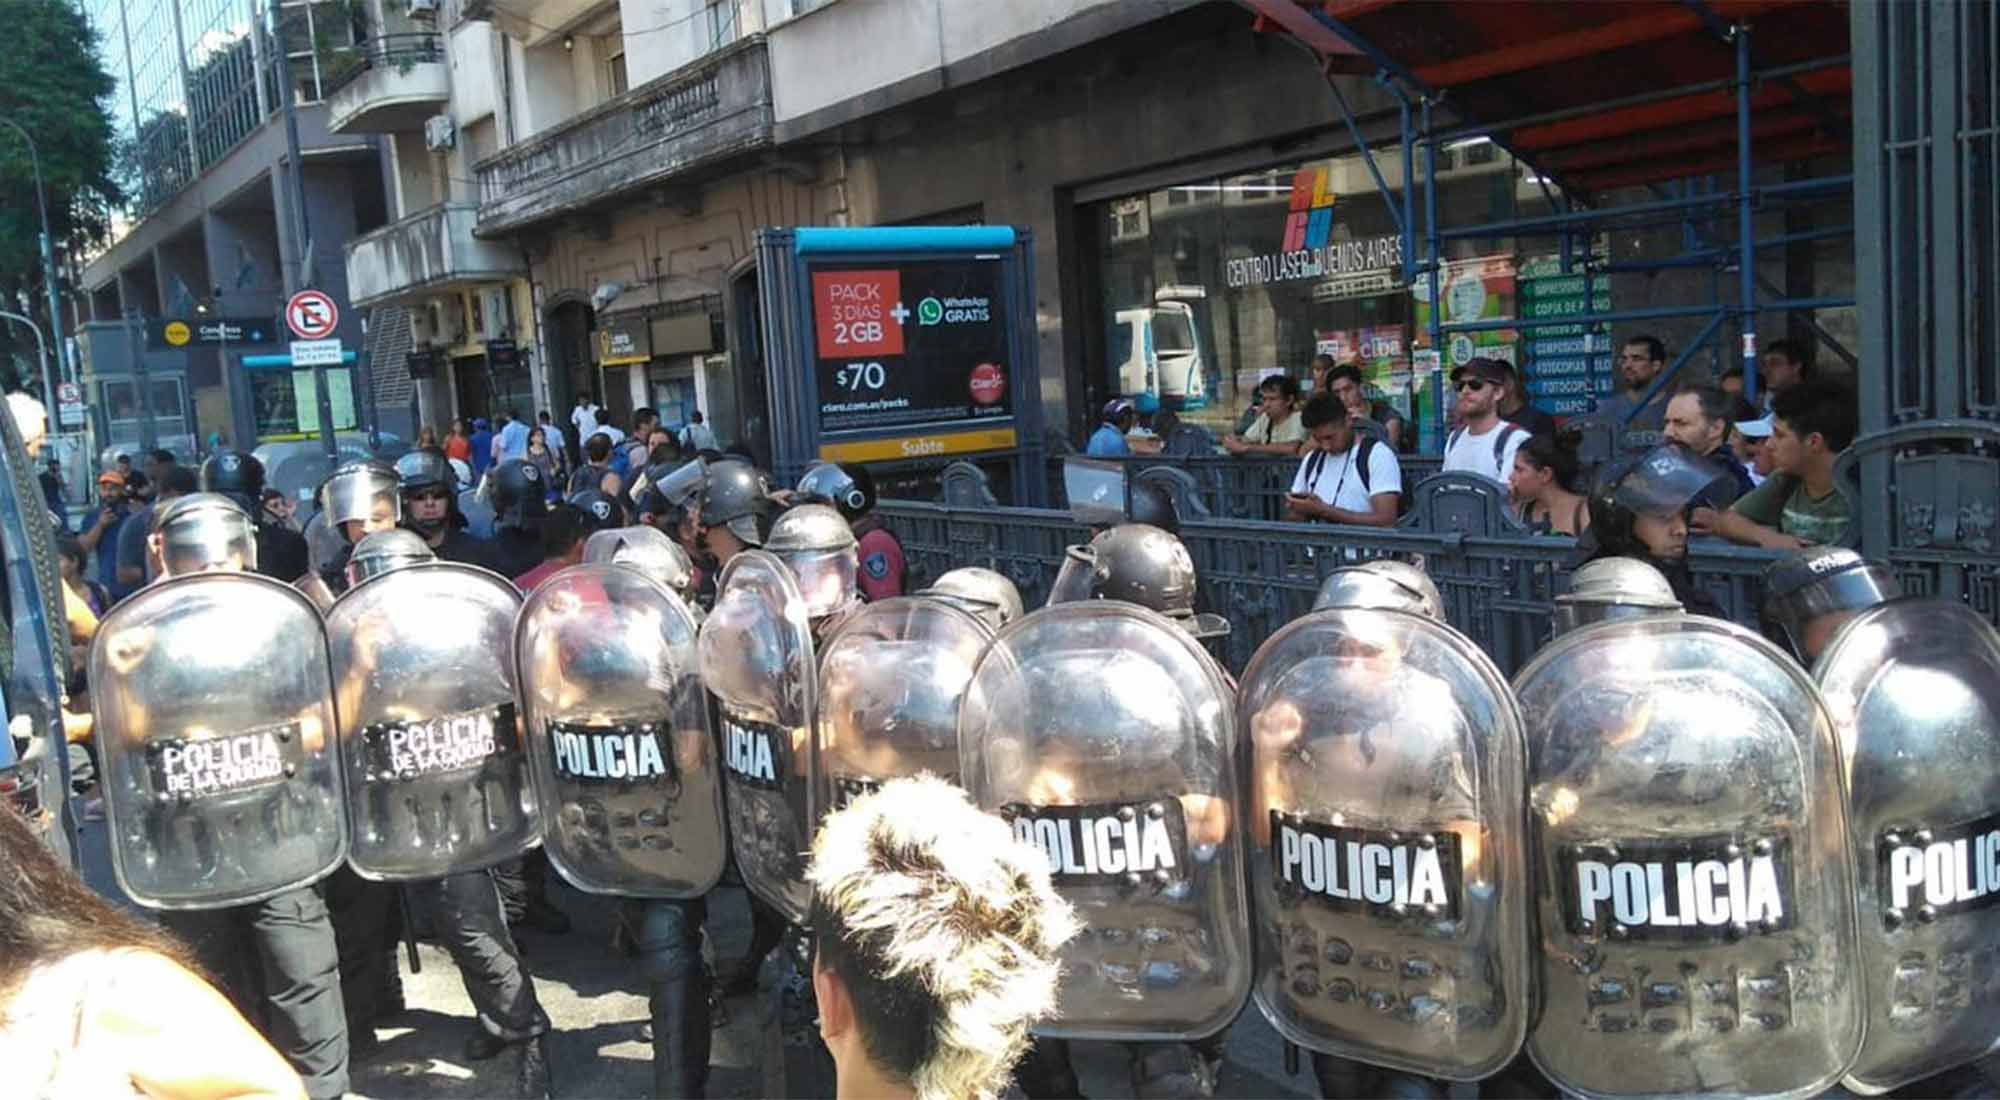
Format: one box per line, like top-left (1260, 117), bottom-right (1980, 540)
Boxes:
top-left (816, 597), bottom-right (992, 810)
top-left (324, 562), bottom-right (536, 880)
top-left (1814, 600), bottom-right (2000, 1094)
top-left (517, 562), bottom-right (725, 898)
top-left (90, 573), bottom-right (346, 909)
top-left (1239, 607), bottom-right (1529, 1079)
top-left (296, 572), bottom-right (337, 613)
top-left (959, 602), bottom-right (1250, 1041)
top-left (1513, 616), bottom-right (1862, 1100)
top-left (696, 549), bottom-right (819, 922)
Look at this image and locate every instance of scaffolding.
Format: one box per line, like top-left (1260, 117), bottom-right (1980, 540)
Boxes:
top-left (1244, 0), bottom-right (1856, 450)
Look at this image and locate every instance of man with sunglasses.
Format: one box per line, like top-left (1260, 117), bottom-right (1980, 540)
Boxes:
top-left (395, 448), bottom-right (499, 570)
top-left (1441, 358), bottom-right (1529, 487)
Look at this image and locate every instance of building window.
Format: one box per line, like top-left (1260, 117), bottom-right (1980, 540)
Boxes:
top-left (608, 50), bottom-right (629, 97)
top-left (706, 1), bottom-right (737, 50)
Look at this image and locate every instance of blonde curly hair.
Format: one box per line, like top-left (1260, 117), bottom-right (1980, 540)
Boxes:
top-left (807, 774), bottom-right (1077, 1100)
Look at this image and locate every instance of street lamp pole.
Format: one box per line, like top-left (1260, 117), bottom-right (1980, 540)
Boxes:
top-left (0, 116), bottom-right (71, 388)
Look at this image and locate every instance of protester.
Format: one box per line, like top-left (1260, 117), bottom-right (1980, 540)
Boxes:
top-left (1322, 361), bottom-right (1407, 450)
top-left (0, 801), bottom-right (308, 1100)
top-left (1696, 381), bottom-right (1856, 549)
top-left (1509, 431), bottom-right (1591, 536)
top-left (1732, 408), bottom-right (1776, 486)
top-left (40, 456), bottom-right (66, 532)
top-left (1283, 391), bottom-right (1401, 526)
top-left (116, 465), bottom-right (197, 589)
top-left (512, 501), bottom-right (598, 592)
top-left (1595, 334), bottom-right (1670, 450)
top-left (1222, 374), bottom-right (1305, 456)
top-left (416, 425), bottom-right (439, 449)
top-left (807, 776), bottom-right (1075, 1100)
top-left (1086, 398), bottom-right (1137, 456)
top-left (1758, 338), bottom-right (1812, 405)
top-left (1661, 383), bottom-right (1755, 497)
top-left (526, 426), bottom-right (560, 488)
top-left (680, 409), bottom-right (717, 452)
top-left (571, 394), bottom-right (603, 447)
top-left (495, 409), bottom-right (531, 464)
top-left (444, 419), bottom-right (473, 465)
top-left (569, 433), bottom-right (615, 494)
top-left (1440, 358), bottom-right (1529, 487)
top-left (469, 418), bottom-right (495, 481)
top-left (78, 471), bottom-right (137, 601)
top-left (1494, 360), bottom-right (1558, 439)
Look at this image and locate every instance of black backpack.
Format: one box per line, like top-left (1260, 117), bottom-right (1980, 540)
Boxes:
top-left (1298, 436), bottom-right (1400, 507)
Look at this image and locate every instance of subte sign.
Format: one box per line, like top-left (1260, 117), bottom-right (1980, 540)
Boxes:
top-left (285, 289), bottom-right (340, 341)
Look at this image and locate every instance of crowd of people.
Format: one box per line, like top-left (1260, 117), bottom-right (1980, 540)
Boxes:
top-left (1088, 333), bottom-right (1856, 558)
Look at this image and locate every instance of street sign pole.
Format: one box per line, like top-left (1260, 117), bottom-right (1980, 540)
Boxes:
top-left (287, 290), bottom-right (341, 460)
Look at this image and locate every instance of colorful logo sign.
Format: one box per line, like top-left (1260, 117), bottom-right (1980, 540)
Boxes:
top-left (1282, 166), bottom-right (1337, 253)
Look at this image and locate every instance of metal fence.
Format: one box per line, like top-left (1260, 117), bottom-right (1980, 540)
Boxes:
top-left (879, 499), bottom-right (1783, 678)
top-left (1042, 453), bottom-right (1444, 521)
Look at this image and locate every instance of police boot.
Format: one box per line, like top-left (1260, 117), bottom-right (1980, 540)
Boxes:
top-left (514, 1035), bottom-right (554, 1099)
top-left (649, 972), bottom-right (712, 1098)
top-left (1130, 1042), bottom-right (1217, 1098)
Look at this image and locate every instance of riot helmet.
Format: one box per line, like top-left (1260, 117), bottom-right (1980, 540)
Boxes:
top-left (395, 449), bottom-right (457, 536)
top-left (322, 460), bottom-right (402, 540)
top-left (199, 451), bottom-right (266, 512)
top-left (648, 457), bottom-right (708, 510)
top-left (344, 528), bottom-right (437, 587)
top-left (766, 503), bottom-right (859, 618)
top-left (795, 461), bottom-right (875, 521)
top-left (151, 492), bottom-right (258, 576)
top-left (1581, 444), bottom-right (1732, 565)
top-left (1127, 480), bottom-right (1180, 536)
top-left (1762, 547), bottom-right (1902, 663)
top-left (582, 525), bottom-right (696, 600)
top-left (919, 566), bottom-right (1024, 631)
top-left (1047, 522), bottom-right (1228, 639)
top-left (1552, 556), bottom-right (1683, 636)
top-left (698, 459), bottom-right (773, 549)
top-left (567, 488), bottom-right (620, 533)
top-left (485, 458), bottom-right (550, 530)
top-left (1311, 559), bottom-right (1443, 619)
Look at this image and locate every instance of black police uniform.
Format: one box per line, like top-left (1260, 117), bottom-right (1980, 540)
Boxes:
top-left (254, 521), bottom-right (312, 583)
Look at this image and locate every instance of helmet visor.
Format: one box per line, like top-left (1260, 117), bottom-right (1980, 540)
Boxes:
top-left (1063, 457), bottom-right (1128, 527)
top-left (159, 524), bottom-right (257, 577)
top-left (1045, 547), bottom-right (1096, 606)
top-left (782, 547), bottom-right (858, 618)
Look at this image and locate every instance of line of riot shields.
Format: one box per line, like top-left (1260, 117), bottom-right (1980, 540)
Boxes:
top-left (86, 461), bottom-right (2000, 1099)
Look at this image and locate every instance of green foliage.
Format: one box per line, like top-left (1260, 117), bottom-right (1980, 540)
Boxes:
top-left (0, 0), bottom-right (122, 299)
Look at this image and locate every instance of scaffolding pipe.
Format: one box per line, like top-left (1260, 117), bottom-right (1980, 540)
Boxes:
top-left (1736, 24), bottom-right (1761, 402)
top-left (1436, 176), bottom-right (1850, 242)
top-left (1325, 67), bottom-right (1407, 239)
top-left (1423, 95), bottom-right (1443, 452)
top-left (1396, 81), bottom-right (1417, 287)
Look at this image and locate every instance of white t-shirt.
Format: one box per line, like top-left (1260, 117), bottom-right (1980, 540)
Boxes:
top-left (571, 403), bottom-right (601, 438)
top-left (1290, 439), bottom-right (1403, 515)
top-left (1442, 420), bottom-right (1529, 486)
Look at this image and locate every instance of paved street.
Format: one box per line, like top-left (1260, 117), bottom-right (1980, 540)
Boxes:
top-left (80, 815), bottom-right (1310, 1099)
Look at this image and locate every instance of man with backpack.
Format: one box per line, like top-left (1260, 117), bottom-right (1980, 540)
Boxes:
top-left (1441, 357), bottom-right (1529, 487)
top-left (1283, 391), bottom-right (1402, 526)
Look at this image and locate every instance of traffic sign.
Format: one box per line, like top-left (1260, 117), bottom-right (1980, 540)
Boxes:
top-left (290, 339), bottom-right (343, 366)
top-left (286, 290), bottom-right (339, 340)
top-left (56, 381), bottom-right (85, 429)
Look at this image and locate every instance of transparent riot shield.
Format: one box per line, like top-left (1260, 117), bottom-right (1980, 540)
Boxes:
top-left (696, 549), bottom-right (819, 922)
top-left (1814, 600), bottom-right (2000, 1094)
top-left (816, 597), bottom-right (993, 810)
top-left (324, 562), bottom-right (536, 880)
top-left (517, 562), bottom-right (724, 898)
top-left (1238, 607), bottom-right (1529, 1080)
top-left (959, 602), bottom-right (1250, 1041)
top-left (90, 573), bottom-right (346, 908)
top-left (1514, 615), bottom-right (1862, 1100)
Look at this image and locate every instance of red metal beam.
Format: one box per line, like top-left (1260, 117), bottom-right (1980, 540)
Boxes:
top-left (1417, 9), bottom-right (1709, 87)
top-left (1240, 0), bottom-right (1365, 58)
top-left (1538, 110), bottom-right (1830, 173)
top-left (1514, 67), bottom-right (1851, 151)
top-left (1569, 134), bottom-right (1844, 192)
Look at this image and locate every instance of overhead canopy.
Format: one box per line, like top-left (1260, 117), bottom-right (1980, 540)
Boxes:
top-left (1243, 0), bottom-right (1851, 196)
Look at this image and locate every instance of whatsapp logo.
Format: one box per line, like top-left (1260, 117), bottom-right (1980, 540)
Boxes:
top-left (917, 297), bottom-right (944, 326)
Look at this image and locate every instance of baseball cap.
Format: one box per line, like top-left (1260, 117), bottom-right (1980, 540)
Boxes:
top-left (1450, 357), bottom-right (1510, 386)
top-left (1735, 413), bottom-right (1775, 438)
top-left (97, 471), bottom-right (125, 486)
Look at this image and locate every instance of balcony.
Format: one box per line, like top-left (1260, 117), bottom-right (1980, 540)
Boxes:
top-left (325, 35), bottom-right (450, 134)
top-left (345, 202), bottom-right (525, 307)
top-left (473, 37), bottom-right (774, 237)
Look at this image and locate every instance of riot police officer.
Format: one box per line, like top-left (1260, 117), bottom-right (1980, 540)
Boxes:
top-left (697, 458), bottom-right (774, 562)
top-left (765, 502), bottom-right (862, 628)
top-left (125, 494), bottom-right (353, 1099)
top-left (1311, 559), bottom-right (1441, 617)
top-left (795, 461), bottom-right (905, 599)
top-left (1552, 556), bottom-right (1685, 636)
top-left (917, 566), bottom-right (1025, 631)
top-left (1018, 521), bottom-right (1242, 1099)
top-left (1576, 444), bottom-right (1734, 618)
top-left (486, 458), bottom-right (552, 579)
top-left (200, 450), bottom-right (309, 581)
top-left (332, 529), bottom-right (555, 1096)
top-left (395, 448), bottom-right (496, 568)
top-left (1762, 547), bottom-right (1902, 664)
top-left (312, 460), bottom-right (402, 597)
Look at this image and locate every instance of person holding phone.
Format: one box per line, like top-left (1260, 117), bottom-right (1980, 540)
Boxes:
top-left (1283, 391), bottom-right (1402, 527)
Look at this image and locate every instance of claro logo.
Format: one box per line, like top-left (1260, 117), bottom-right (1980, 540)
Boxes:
top-left (1281, 166), bottom-right (1338, 252)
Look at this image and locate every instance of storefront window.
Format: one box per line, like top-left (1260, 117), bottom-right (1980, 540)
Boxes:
top-left (1083, 140), bottom-right (1564, 451)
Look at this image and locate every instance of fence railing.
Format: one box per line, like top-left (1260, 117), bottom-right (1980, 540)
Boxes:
top-left (320, 33), bottom-right (445, 97)
top-left (1044, 453), bottom-right (1445, 521)
top-left (879, 499), bottom-right (1784, 678)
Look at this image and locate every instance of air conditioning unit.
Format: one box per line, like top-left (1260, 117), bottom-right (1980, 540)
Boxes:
top-left (407, 0), bottom-right (438, 15)
top-left (424, 114), bottom-right (456, 153)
